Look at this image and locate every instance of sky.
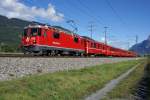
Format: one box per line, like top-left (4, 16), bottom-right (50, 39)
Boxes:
top-left (0, 0), bottom-right (150, 50)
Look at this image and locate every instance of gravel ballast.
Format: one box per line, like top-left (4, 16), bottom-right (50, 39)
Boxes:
top-left (0, 57), bottom-right (138, 81)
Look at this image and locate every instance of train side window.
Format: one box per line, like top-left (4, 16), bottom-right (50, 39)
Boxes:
top-left (53, 32), bottom-right (60, 39)
top-left (103, 45), bottom-right (105, 49)
top-left (94, 43), bottom-right (96, 48)
top-left (91, 43), bottom-right (93, 47)
top-left (97, 44), bottom-right (99, 49)
top-left (74, 37), bottom-right (78, 43)
top-left (100, 45), bottom-right (102, 49)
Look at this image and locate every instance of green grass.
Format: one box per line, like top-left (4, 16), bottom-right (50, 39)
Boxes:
top-left (0, 60), bottom-right (143, 100)
top-left (102, 59), bottom-right (146, 100)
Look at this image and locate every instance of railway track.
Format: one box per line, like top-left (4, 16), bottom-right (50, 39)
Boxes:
top-left (0, 53), bottom-right (128, 58)
top-left (0, 53), bottom-right (107, 58)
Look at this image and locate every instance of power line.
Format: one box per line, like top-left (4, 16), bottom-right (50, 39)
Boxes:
top-left (49, 0), bottom-right (80, 32)
top-left (105, 0), bottom-right (126, 26)
top-left (66, 0), bottom-right (104, 25)
top-left (77, 0), bottom-right (104, 25)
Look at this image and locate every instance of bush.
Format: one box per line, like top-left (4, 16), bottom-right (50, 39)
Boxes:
top-left (0, 44), bottom-right (19, 52)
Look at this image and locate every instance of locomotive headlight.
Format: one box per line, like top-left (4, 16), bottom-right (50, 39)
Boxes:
top-left (33, 38), bottom-right (36, 44)
top-left (26, 37), bottom-right (29, 42)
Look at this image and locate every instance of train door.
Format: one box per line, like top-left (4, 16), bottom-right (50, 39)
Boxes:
top-left (85, 40), bottom-right (89, 54)
top-left (42, 28), bottom-right (48, 45)
top-left (81, 39), bottom-right (85, 49)
top-left (104, 45), bottom-right (108, 56)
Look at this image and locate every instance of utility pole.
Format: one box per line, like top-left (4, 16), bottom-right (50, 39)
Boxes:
top-left (104, 26), bottom-right (108, 44)
top-left (127, 42), bottom-right (130, 50)
top-left (88, 22), bottom-right (95, 39)
top-left (136, 35), bottom-right (138, 44)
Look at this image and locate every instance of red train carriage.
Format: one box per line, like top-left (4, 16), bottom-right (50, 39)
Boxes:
top-left (81, 36), bottom-right (137, 57)
top-left (21, 24), bottom-right (85, 55)
top-left (21, 23), bottom-right (137, 57)
top-left (82, 36), bottom-right (108, 56)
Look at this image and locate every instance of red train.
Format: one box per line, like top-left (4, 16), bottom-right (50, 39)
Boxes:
top-left (21, 23), bottom-right (137, 57)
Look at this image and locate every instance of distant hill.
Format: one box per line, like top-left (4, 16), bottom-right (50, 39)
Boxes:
top-left (0, 15), bottom-right (31, 46)
top-left (130, 35), bottom-right (150, 55)
top-left (0, 15), bottom-right (33, 52)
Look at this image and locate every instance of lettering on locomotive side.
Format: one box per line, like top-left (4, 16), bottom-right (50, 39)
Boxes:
top-left (52, 42), bottom-right (60, 45)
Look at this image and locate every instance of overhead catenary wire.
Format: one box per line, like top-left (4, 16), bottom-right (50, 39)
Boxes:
top-left (105, 0), bottom-right (127, 26)
top-left (66, 0), bottom-right (108, 41)
top-left (104, 0), bottom-right (134, 48)
top-left (77, 0), bottom-right (105, 25)
top-left (48, 0), bottom-right (80, 33)
top-left (66, 0), bottom-right (104, 26)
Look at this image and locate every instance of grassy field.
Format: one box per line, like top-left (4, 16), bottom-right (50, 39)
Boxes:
top-left (102, 59), bottom-right (146, 100)
top-left (0, 59), bottom-right (143, 100)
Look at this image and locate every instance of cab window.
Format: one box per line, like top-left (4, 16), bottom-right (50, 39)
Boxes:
top-left (31, 28), bottom-right (41, 36)
top-left (31, 28), bottom-right (37, 36)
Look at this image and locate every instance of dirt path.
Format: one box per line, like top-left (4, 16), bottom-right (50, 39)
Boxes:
top-left (133, 61), bottom-right (150, 100)
top-left (85, 63), bottom-right (140, 100)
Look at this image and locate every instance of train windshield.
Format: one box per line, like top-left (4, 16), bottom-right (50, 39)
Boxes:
top-left (30, 28), bottom-right (41, 36)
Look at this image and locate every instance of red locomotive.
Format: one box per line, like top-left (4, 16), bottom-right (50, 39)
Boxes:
top-left (21, 23), bottom-right (137, 57)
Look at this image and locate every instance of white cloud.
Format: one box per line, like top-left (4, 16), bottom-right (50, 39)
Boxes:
top-left (0, 0), bottom-right (64, 21)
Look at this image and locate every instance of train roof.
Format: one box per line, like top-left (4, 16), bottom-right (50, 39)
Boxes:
top-left (52, 26), bottom-right (73, 33)
top-left (81, 36), bottom-right (106, 44)
top-left (25, 23), bottom-right (80, 36)
top-left (51, 26), bottom-right (81, 37)
top-left (81, 36), bottom-right (95, 41)
top-left (82, 36), bottom-right (133, 52)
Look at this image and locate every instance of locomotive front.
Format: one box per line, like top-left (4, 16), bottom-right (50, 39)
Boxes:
top-left (21, 25), bottom-right (44, 54)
